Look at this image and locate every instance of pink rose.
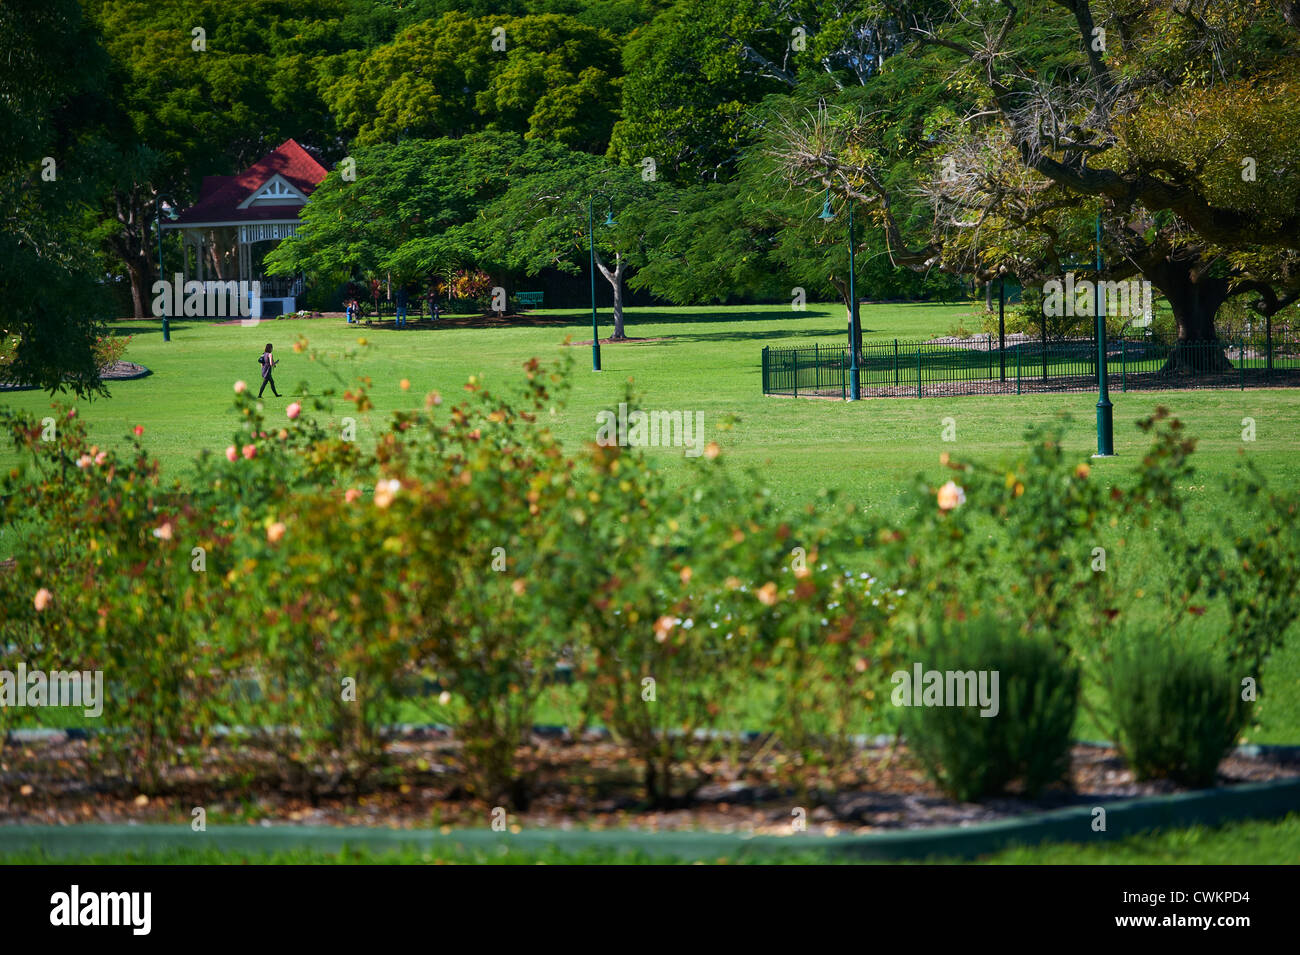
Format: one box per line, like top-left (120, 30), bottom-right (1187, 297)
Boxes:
top-left (373, 478), bottom-right (401, 508)
top-left (266, 522), bottom-right (286, 543)
top-left (286, 402), bottom-right (301, 420)
top-left (33, 588), bottom-right (52, 611)
top-left (225, 446), bottom-right (238, 462)
top-left (345, 488), bottom-right (361, 503)
top-left (937, 481), bottom-right (966, 511)
top-left (242, 444), bottom-right (257, 460)
top-left (234, 380), bottom-right (247, 394)
top-left (133, 425), bottom-right (144, 436)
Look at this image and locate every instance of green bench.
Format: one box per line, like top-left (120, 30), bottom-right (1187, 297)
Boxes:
top-left (516, 291), bottom-right (543, 310)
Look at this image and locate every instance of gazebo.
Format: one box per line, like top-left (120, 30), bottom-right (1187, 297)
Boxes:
top-left (162, 139), bottom-right (327, 317)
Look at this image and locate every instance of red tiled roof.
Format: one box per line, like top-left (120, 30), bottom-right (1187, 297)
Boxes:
top-left (172, 139), bottom-right (328, 225)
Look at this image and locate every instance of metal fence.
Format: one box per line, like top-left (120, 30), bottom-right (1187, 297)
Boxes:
top-left (761, 337), bottom-right (1300, 399)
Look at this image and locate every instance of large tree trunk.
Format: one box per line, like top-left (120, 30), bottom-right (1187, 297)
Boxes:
top-left (1141, 256), bottom-right (1233, 374)
top-left (828, 275), bottom-right (864, 357)
top-left (105, 188), bottom-right (156, 319)
top-left (596, 252), bottom-right (627, 340)
top-left (124, 256), bottom-right (148, 318)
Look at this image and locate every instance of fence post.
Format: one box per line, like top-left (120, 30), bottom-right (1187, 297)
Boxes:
top-left (761, 346), bottom-right (769, 394)
top-left (916, 348), bottom-right (922, 399)
top-left (1041, 315), bottom-right (1048, 382)
top-left (1016, 345), bottom-right (1021, 395)
top-left (1121, 339), bottom-right (1127, 393)
top-left (815, 343), bottom-right (821, 393)
top-left (792, 349), bottom-right (799, 399)
top-left (1266, 315), bottom-right (1273, 380)
top-left (1240, 339), bottom-right (1245, 390)
top-left (894, 339), bottom-right (899, 388)
top-left (841, 352), bottom-right (846, 401)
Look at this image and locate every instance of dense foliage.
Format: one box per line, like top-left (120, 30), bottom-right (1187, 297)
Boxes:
top-left (3, 350), bottom-right (1296, 803)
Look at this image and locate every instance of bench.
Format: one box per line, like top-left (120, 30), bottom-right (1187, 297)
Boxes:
top-left (516, 291), bottom-right (543, 310)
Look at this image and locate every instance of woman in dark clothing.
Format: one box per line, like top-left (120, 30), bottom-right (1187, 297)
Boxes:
top-left (257, 343), bottom-right (281, 398)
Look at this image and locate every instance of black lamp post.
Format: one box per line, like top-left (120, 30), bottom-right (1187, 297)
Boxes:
top-left (154, 194), bottom-right (178, 342)
top-left (1094, 212), bottom-right (1114, 456)
top-left (588, 193), bottom-right (616, 372)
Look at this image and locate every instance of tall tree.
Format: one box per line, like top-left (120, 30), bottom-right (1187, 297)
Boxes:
top-left (475, 152), bottom-right (662, 338)
top-left (264, 132), bottom-right (572, 290)
top-left (608, 0), bottom-right (909, 182)
top-left (323, 12), bottom-right (622, 152)
top-left (0, 0), bottom-right (112, 394)
top-left (767, 0), bottom-right (1300, 368)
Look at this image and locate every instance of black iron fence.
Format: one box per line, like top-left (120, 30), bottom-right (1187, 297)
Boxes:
top-left (762, 337), bottom-right (1300, 399)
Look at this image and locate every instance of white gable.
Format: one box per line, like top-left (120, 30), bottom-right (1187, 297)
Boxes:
top-left (238, 174), bottom-right (308, 209)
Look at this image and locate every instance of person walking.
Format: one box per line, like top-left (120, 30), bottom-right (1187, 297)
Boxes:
top-left (257, 343), bottom-right (281, 398)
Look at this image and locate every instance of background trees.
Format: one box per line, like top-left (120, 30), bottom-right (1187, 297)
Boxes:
top-left (263, 133), bottom-right (571, 294)
top-left (0, 0), bottom-right (113, 394)
top-left (7, 0), bottom-right (1298, 389)
top-left (322, 12), bottom-right (623, 151)
top-left (474, 151), bottom-right (661, 337)
top-left (86, 0), bottom-right (356, 316)
top-left (764, 0), bottom-right (1300, 364)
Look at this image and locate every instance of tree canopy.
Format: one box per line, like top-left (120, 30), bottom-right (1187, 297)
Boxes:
top-left (1, 0), bottom-right (113, 394)
top-left (7, 0), bottom-right (1299, 388)
top-left (764, 0), bottom-right (1300, 357)
top-left (323, 12), bottom-right (623, 151)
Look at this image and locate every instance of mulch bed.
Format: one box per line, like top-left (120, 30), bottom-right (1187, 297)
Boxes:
top-left (0, 361), bottom-right (150, 392)
top-left (1, 733), bottom-right (1294, 835)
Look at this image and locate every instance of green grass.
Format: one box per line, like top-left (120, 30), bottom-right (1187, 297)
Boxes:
top-left (4, 303), bottom-right (1298, 508)
top-left (4, 813), bottom-right (1297, 864)
top-left (3, 302), bottom-right (1299, 742)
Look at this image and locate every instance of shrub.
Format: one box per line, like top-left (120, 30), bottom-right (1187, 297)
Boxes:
top-left (92, 334), bottom-right (130, 372)
top-left (563, 438), bottom-right (750, 807)
top-left (1103, 631), bottom-right (1246, 787)
top-left (901, 618), bottom-right (1079, 801)
top-left (400, 361), bottom-right (579, 807)
top-left (734, 496), bottom-right (897, 794)
top-left (0, 408), bottom-right (222, 791)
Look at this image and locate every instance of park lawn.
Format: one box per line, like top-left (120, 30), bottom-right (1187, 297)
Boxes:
top-left (3, 302), bottom-right (1298, 742)
top-left (3, 812), bottom-right (1297, 865)
top-left (3, 302), bottom-right (1297, 510)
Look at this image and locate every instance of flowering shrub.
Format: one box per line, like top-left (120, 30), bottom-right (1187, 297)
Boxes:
top-left (92, 334), bottom-right (131, 372)
top-left (0, 409), bottom-right (222, 790)
top-left (449, 269), bottom-right (492, 301)
top-left (3, 360), bottom-right (1297, 808)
